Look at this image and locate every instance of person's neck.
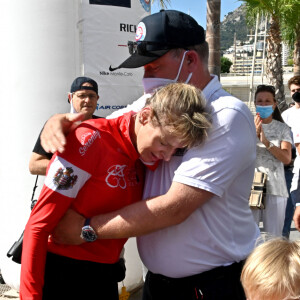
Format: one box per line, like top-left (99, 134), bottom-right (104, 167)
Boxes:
top-left (192, 69), bottom-right (213, 90)
top-left (261, 116), bottom-right (273, 124)
top-left (295, 102), bottom-right (300, 109)
top-left (83, 113), bottom-right (93, 121)
top-left (129, 114), bottom-right (138, 150)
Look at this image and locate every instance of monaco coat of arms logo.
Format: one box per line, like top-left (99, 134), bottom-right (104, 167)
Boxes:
top-left (53, 167), bottom-right (78, 190)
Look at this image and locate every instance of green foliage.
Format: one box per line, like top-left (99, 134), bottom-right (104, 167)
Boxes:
top-left (221, 57), bottom-right (233, 73)
top-left (240, 0), bottom-right (300, 46)
top-left (280, 0), bottom-right (300, 47)
top-left (288, 59), bottom-right (293, 66)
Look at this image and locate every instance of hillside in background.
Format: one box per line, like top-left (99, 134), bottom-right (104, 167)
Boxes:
top-left (221, 4), bottom-right (250, 51)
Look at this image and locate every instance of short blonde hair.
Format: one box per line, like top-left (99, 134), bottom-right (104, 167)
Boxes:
top-left (145, 83), bottom-right (211, 149)
top-left (241, 237), bottom-right (300, 300)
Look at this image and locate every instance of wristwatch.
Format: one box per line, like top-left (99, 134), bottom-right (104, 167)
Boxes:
top-left (267, 142), bottom-right (275, 150)
top-left (80, 218), bottom-right (97, 242)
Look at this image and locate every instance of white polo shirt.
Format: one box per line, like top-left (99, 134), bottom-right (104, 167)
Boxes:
top-left (137, 76), bottom-right (260, 278)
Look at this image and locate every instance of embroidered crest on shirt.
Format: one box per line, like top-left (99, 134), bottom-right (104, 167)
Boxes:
top-left (79, 130), bottom-right (101, 156)
top-left (53, 167), bottom-right (78, 190)
top-left (106, 165), bottom-right (127, 189)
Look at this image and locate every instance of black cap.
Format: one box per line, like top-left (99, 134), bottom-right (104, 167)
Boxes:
top-left (70, 77), bottom-right (98, 94)
top-left (109, 10), bottom-right (205, 71)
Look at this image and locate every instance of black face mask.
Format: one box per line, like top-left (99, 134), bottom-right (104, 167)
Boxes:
top-left (292, 91), bottom-right (300, 103)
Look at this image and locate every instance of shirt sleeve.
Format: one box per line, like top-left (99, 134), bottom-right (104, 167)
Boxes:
top-left (173, 106), bottom-right (256, 197)
top-left (20, 123), bottom-right (101, 300)
top-left (281, 123), bottom-right (293, 144)
top-left (293, 125), bottom-right (300, 144)
top-left (281, 110), bottom-right (288, 124)
top-left (32, 128), bottom-right (53, 160)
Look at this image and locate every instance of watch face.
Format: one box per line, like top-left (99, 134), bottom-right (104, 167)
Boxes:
top-left (81, 226), bottom-right (97, 242)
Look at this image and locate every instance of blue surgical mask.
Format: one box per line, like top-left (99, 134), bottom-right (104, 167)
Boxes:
top-left (142, 51), bottom-right (193, 94)
top-left (256, 105), bottom-right (274, 119)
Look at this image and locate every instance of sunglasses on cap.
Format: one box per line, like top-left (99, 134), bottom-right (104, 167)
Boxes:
top-left (128, 41), bottom-right (181, 56)
top-left (256, 85), bottom-right (275, 92)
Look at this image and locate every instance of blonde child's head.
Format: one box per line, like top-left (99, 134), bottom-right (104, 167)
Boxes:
top-left (241, 237), bottom-right (300, 300)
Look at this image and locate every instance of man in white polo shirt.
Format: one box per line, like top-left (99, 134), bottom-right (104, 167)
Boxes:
top-left (42, 10), bottom-right (259, 300)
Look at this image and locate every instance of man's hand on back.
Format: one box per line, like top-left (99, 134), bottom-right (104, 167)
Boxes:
top-left (41, 113), bottom-right (85, 153)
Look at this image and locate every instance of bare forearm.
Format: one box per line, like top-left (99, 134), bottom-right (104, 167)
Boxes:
top-left (91, 197), bottom-right (176, 239)
top-left (293, 206), bottom-right (300, 231)
top-left (267, 145), bottom-right (291, 165)
top-left (91, 183), bottom-right (213, 239)
top-left (29, 154), bottom-right (50, 175)
top-left (52, 183), bottom-right (213, 245)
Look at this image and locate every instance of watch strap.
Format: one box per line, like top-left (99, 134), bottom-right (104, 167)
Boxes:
top-left (84, 218), bottom-right (91, 227)
top-left (267, 142), bottom-right (274, 150)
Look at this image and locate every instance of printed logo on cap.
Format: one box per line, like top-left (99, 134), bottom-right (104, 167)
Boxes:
top-left (139, 0), bottom-right (150, 12)
top-left (136, 22), bottom-right (146, 41)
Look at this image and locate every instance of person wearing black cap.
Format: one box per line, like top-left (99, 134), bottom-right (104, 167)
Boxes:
top-left (29, 77), bottom-right (100, 176)
top-left (42, 10), bottom-right (258, 300)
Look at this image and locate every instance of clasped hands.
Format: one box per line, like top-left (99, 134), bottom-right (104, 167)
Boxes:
top-left (255, 114), bottom-right (268, 146)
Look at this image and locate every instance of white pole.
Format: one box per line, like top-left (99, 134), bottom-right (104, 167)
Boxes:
top-left (248, 13), bottom-right (260, 105)
top-left (261, 16), bottom-right (268, 84)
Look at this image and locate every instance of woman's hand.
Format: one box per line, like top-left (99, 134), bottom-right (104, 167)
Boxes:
top-left (255, 114), bottom-right (270, 147)
top-left (254, 113), bottom-right (262, 138)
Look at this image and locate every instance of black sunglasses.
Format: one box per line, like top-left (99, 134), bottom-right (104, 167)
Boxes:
top-left (256, 85), bottom-right (275, 92)
top-left (128, 40), bottom-right (175, 56)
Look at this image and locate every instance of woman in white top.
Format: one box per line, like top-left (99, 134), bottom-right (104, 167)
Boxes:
top-left (253, 84), bottom-right (292, 236)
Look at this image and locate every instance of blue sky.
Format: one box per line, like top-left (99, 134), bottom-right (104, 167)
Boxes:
top-left (151, 0), bottom-right (242, 29)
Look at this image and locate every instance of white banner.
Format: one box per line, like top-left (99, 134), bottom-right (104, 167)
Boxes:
top-left (82, 0), bottom-right (151, 117)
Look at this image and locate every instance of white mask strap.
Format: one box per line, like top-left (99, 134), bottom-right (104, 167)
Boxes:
top-left (173, 51), bottom-right (189, 82)
top-left (185, 72), bottom-right (193, 84)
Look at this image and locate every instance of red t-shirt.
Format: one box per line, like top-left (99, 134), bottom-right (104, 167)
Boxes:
top-left (20, 112), bottom-right (145, 299)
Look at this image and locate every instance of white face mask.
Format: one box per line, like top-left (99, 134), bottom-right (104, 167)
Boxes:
top-left (142, 51), bottom-right (193, 94)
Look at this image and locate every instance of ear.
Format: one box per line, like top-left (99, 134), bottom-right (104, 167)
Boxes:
top-left (68, 93), bottom-right (72, 103)
top-left (139, 106), bottom-right (152, 125)
top-left (186, 50), bottom-right (198, 73)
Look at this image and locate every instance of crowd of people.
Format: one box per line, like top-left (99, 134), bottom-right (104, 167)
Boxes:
top-left (17, 9), bottom-right (300, 300)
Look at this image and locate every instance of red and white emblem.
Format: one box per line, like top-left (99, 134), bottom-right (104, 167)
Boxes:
top-left (136, 22), bottom-right (146, 41)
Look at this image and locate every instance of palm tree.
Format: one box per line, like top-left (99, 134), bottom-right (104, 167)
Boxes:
top-left (153, 0), bottom-right (222, 78)
top-left (241, 0), bottom-right (286, 109)
top-left (206, 0), bottom-right (221, 78)
top-left (152, 0), bottom-right (170, 9)
top-left (280, 0), bottom-right (300, 76)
